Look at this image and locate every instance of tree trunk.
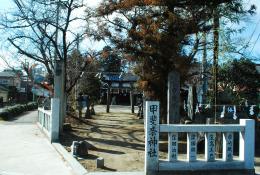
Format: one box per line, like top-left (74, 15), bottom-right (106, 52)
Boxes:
top-left (130, 89), bottom-right (134, 114)
top-left (187, 85), bottom-right (197, 121)
top-left (106, 86), bottom-right (111, 113)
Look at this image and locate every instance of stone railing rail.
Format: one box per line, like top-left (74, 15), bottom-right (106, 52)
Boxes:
top-left (38, 98), bottom-right (60, 142)
top-left (145, 101), bottom-right (255, 175)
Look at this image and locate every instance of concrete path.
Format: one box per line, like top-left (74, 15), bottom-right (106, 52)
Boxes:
top-left (92, 105), bottom-right (139, 113)
top-left (0, 111), bottom-right (74, 175)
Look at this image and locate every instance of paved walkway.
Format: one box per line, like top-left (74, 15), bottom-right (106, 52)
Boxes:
top-left (0, 111), bottom-right (74, 175)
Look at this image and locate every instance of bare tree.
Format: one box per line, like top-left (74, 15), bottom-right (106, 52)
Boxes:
top-left (0, 0), bottom-right (96, 94)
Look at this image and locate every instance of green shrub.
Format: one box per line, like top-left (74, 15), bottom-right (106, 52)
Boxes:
top-left (0, 102), bottom-right (38, 120)
top-left (27, 102), bottom-right (38, 111)
top-left (0, 109), bottom-right (9, 120)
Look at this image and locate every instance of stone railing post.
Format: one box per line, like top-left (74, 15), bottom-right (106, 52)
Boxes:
top-left (187, 132), bottom-right (198, 162)
top-left (223, 132), bottom-right (234, 161)
top-left (145, 101), bottom-right (159, 175)
top-left (50, 98), bottom-right (60, 142)
top-left (205, 132), bottom-right (216, 161)
top-left (239, 119), bottom-right (255, 169)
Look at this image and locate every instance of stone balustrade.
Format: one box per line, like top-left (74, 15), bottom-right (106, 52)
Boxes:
top-left (38, 98), bottom-right (60, 142)
top-left (145, 101), bottom-right (255, 175)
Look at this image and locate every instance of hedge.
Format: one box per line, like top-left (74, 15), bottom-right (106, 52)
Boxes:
top-left (0, 102), bottom-right (38, 120)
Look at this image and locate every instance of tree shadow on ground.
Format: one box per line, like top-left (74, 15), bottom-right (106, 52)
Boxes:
top-left (84, 137), bottom-right (144, 151)
top-left (60, 132), bottom-right (127, 155)
top-left (78, 154), bottom-right (99, 159)
top-left (102, 166), bottom-right (117, 171)
top-left (66, 115), bottom-right (145, 151)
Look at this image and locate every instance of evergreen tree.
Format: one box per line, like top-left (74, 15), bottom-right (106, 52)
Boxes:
top-left (87, 0), bottom-right (255, 121)
top-left (100, 46), bottom-right (121, 73)
top-left (218, 58), bottom-right (259, 104)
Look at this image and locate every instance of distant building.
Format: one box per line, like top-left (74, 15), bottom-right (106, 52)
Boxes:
top-left (0, 69), bottom-right (33, 103)
top-left (0, 69), bottom-right (21, 89)
top-left (100, 72), bottom-right (140, 105)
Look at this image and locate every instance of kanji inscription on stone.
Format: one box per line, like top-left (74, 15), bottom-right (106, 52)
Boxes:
top-left (205, 133), bottom-right (216, 161)
top-left (223, 132), bottom-right (233, 161)
top-left (145, 101), bottom-right (160, 174)
top-left (187, 133), bottom-right (197, 161)
top-left (168, 133), bottom-right (178, 161)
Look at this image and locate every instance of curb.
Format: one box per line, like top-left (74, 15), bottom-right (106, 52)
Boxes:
top-left (87, 172), bottom-right (144, 175)
top-left (52, 142), bottom-right (88, 175)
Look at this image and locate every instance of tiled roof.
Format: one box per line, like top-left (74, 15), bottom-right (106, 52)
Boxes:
top-left (102, 72), bottom-right (139, 82)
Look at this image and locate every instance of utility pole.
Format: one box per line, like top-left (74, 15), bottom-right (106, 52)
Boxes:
top-left (213, 7), bottom-right (222, 159)
top-left (202, 32), bottom-right (208, 104)
top-left (213, 8), bottom-right (219, 123)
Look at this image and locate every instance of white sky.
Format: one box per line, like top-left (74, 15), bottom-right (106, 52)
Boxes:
top-left (0, 0), bottom-right (259, 70)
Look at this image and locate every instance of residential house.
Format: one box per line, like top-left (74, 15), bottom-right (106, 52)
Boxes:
top-left (0, 69), bottom-right (21, 89)
top-left (0, 69), bottom-right (23, 103)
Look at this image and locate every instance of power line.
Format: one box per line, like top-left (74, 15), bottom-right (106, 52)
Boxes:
top-left (249, 31), bottom-right (260, 56)
top-left (241, 17), bottom-right (260, 54)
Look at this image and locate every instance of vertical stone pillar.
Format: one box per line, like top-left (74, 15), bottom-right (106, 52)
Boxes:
top-left (51, 98), bottom-right (60, 142)
top-left (167, 71), bottom-right (180, 124)
top-left (239, 119), bottom-right (255, 169)
top-left (54, 60), bottom-right (65, 132)
top-left (145, 101), bottom-right (159, 175)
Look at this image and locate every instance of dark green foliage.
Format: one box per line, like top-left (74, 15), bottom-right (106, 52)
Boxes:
top-left (0, 110), bottom-right (9, 120)
top-left (218, 58), bottom-right (260, 104)
top-left (79, 74), bottom-right (101, 103)
top-left (101, 54), bottom-right (121, 73)
top-left (67, 50), bottom-right (102, 106)
top-left (100, 46), bottom-right (122, 73)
